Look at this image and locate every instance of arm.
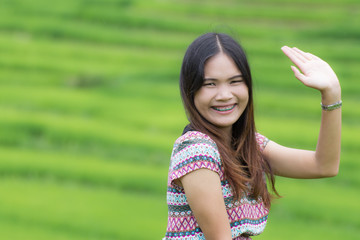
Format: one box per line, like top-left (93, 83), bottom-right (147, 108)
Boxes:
top-left (263, 46), bottom-right (341, 178)
top-left (180, 169), bottom-right (232, 240)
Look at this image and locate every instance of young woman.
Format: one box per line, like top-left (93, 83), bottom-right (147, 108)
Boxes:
top-left (164, 33), bottom-right (341, 240)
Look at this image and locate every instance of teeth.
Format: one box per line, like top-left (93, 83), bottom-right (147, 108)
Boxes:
top-left (213, 105), bottom-right (235, 111)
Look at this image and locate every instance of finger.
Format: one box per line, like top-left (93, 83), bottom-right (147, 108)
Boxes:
top-left (291, 47), bottom-right (309, 62)
top-left (291, 66), bottom-right (308, 84)
top-left (281, 46), bottom-right (306, 68)
top-left (293, 47), bottom-right (312, 61)
top-left (307, 52), bottom-right (321, 61)
top-left (294, 48), bottom-right (322, 61)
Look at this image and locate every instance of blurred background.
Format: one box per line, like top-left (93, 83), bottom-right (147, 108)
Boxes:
top-left (0, 0), bottom-right (359, 239)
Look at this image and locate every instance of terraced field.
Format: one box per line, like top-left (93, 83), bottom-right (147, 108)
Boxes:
top-left (0, 0), bottom-right (359, 239)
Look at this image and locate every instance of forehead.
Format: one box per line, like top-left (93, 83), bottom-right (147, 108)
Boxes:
top-left (204, 53), bottom-right (241, 79)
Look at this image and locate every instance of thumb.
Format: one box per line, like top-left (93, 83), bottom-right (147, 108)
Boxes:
top-left (291, 66), bottom-right (308, 84)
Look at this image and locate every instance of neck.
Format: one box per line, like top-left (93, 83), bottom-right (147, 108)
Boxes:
top-left (220, 126), bottom-right (232, 146)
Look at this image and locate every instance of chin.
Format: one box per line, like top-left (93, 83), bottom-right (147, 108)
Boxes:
top-left (214, 121), bottom-right (237, 129)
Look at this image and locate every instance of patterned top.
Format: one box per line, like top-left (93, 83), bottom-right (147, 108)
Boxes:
top-left (163, 131), bottom-right (270, 240)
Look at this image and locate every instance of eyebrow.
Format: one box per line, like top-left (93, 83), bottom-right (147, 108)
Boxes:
top-left (204, 74), bottom-right (243, 81)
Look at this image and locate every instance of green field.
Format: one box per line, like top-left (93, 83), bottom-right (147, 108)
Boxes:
top-left (0, 0), bottom-right (359, 239)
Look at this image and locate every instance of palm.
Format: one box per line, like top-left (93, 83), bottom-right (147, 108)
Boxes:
top-left (281, 46), bottom-right (339, 92)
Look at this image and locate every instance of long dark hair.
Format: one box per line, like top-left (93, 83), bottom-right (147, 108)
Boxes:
top-left (180, 33), bottom-right (279, 207)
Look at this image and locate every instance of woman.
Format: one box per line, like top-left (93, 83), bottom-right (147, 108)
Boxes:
top-left (164, 33), bottom-right (341, 240)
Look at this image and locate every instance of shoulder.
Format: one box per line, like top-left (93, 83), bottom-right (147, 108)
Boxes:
top-left (169, 131), bottom-right (223, 180)
top-left (174, 131), bottom-right (218, 151)
top-left (172, 131), bottom-right (220, 160)
top-left (255, 132), bottom-right (270, 152)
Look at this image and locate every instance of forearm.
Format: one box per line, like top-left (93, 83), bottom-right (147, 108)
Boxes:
top-left (267, 46), bottom-right (342, 179)
top-left (315, 89), bottom-right (342, 176)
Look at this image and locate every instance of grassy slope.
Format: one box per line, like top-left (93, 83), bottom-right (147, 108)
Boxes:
top-left (0, 0), bottom-right (359, 239)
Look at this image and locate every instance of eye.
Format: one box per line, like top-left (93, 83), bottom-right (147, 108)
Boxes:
top-left (230, 80), bottom-right (244, 84)
top-left (203, 82), bottom-right (216, 86)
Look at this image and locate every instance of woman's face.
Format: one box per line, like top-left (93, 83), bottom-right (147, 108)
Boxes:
top-left (194, 53), bottom-right (249, 135)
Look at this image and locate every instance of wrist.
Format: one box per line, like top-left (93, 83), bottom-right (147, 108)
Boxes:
top-left (320, 85), bottom-right (341, 105)
top-left (321, 100), bottom-right (342, 111)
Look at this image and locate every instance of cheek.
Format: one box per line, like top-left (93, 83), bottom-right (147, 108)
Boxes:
top-left (244, 92), bottom-right (250, 102)
top-left (194, 90), bottom-right (207, 110)
top-left (193, 93), bottom-right (203, 113)
top-left (237, 87), bottom-right (249, 102)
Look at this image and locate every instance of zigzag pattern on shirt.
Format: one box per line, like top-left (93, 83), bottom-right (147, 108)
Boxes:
top-left (164, 131), bottom-right (270, 240)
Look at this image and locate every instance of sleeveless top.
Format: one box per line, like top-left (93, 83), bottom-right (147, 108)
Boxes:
top-left (163, 131), bottom-right (270, 240)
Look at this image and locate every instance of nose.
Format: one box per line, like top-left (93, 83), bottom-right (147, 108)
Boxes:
top-left (215, 84), bottom-right (233, 101)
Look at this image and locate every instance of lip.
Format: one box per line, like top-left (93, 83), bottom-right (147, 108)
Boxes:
top-left (211, 104), bottom-right (236, 113)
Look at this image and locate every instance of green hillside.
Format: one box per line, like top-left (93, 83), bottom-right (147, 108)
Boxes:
top-left (0, 0), bottom-right (359, 239)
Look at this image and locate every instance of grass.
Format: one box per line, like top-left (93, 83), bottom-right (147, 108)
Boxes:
top-left (0, 0), bottom-right (359, 239)
top-left (0, 178), bottom-right (167, 240)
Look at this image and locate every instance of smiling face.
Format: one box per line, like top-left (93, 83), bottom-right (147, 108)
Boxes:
top-left (194, 53), bottom-right (249, 135)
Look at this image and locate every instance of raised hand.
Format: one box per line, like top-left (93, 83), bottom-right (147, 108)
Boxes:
top-left (263, 46), bottom-right (342, 181)
top-left (281, 46), bottom-right (341, 103)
